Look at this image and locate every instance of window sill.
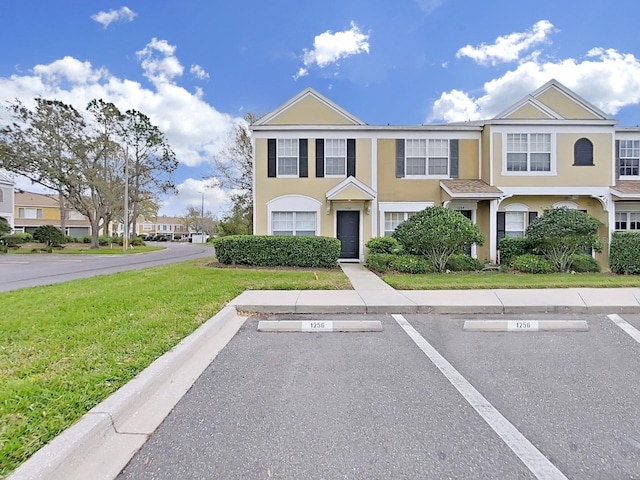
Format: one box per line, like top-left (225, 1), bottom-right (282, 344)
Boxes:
top-left (501, 171), bottom-right (557, 176)
top-left (403, 175), bottom-right (450, 180)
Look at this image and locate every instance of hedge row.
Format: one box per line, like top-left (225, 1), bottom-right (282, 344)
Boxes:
top-left (366, 252), bottom-right (483, 274)
top-left (212, 235), bottom-right (341, 268)
top-left (610, 231), bottom-right (640, 274)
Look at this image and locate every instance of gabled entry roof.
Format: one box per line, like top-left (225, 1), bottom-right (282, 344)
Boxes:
top-left (440, 179), bottom-right (503, 199)
top-left (326, 176), bottom-right (376, 201)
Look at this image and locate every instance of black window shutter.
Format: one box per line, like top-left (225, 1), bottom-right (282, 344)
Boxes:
top-left (347, 139), bottom-right (356, 177)
top-left (396, 139), bottom-right (405, 178)
top-left (528, 211), bottom-right (538, 226)
top-left (497, 212), bottom-right (506, 245)
top-left (450, 139), bottom-right (459, 178)
top-left (267, 139), bottom-right (276, 177)
top-left (315, 139), bottom-right (324, 177)
top-left (615, 140), bottom-right (620, 179)
top-left (299, 139), bottom-right (308, 177)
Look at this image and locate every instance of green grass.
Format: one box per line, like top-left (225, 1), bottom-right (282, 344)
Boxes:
top-left (381, 271), bottom-right (640, 289)
top-left (0, 260), bottom-right (350, 476)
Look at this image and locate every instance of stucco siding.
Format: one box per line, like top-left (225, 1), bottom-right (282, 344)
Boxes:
top-left (265, 96), bottom-right (355, 125)
top-left (536, 88), bottom-right (599, 120)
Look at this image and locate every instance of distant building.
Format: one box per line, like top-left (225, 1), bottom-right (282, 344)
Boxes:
top-left (13, 191), bottom-right (91, 237)
top-left (0, 171), bottom-right (15, 232)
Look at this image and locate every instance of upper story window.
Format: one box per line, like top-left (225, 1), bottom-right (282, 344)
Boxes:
top-left (405, 139), bottom-right (449, 177)
top-left (277, 139), bottom-right (299, 176)
top-left (574, 138), bottom-right (594, 166)
top-left (325, 139), bottom-right (346, 176)
top-left (18, 208), bottom-right (43, 219)
top-left (506, 133), bottom-right (551, 172)
top-left (619, 140), bottom-right (640, 177)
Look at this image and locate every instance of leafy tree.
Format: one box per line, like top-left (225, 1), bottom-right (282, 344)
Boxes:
top-left (207, 112), bottom-right (254, 234)
top-left (525, 207), bottom-right (603, 272)
top-left (392, 207), bottom-right (484, 272)
top-left (181, 206), bottom-right (218, 235)
top-left (0, 217), bottom-right (10, 236)
top-left (216, 202), bottom-right (252, 236)
top-left (33, 225), bottom-right (66, 245)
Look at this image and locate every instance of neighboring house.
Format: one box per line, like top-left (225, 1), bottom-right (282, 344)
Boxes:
top-left (0, 171), bottom-right (15, 232)
top-left (251, 80), bottom-right (640, 265)
top-left (119, 216), bottom-right (191, 240)
top-left (13, 191), bottom-right (91, 237)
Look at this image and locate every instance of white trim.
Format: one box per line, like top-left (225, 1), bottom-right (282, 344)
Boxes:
top-left (495, 96), bottom-right (563, 120)
top-left (499, 186), bottom-right (611, 196)
top-left (266, 195), bottom-right (322, 236)
top-left (501, 132), bottom-right (556, 176)
top-left (251, 129), bottom-right (482, 139)
top-left (253, 87), bottom-right (365, 126)
top-left (504, 203), bottom-right (529, 212)
top-left (371, 138), bottom-right (378, 240)
top-left (252, 135), bottom-right (257, 234)
top-left (326, 176), bottom-right (376, 200)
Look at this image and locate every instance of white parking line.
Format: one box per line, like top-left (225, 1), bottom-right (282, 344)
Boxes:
top-left (607, 314), bottom-right (640, 344)
top-left (392, 314), bottom-right (567, 480)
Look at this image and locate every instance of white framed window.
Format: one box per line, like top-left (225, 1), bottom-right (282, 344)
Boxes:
top-left (615, 212), bottom-right (640, 230)
top-left (272, 211), bottom-right (316, 236)
top-left (277, 139), bottom-right (299, 176)
top-left (325, 139), bottom-right (346, 176)
top-left (18, 208), bottom-right (43, 219)
top-left (505, 211), bottom-right (526, 237)
top-left (384, 212), bottom-right (413, 236)
top-left (506, 133), bottom-right (552, 173)
top-left (143, 224), bottom-right (152, 231)
top-left (619, 140), bottom-right (640, 177)
top-left (405, 139), bottom-right (449, 177)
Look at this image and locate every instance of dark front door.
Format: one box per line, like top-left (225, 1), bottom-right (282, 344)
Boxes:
top-left (337, 211), bottom-right (359, 259)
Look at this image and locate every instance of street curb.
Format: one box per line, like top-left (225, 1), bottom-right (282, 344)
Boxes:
top-left (8, 306), bottom-right (247, 480)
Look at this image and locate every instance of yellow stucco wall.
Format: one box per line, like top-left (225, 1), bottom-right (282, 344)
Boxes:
top-left (266, 95), bottom-right (355, 125)
top-left (459, 139), bottom-right (480, 179)
top-left (475, 201), bottom-right (491, 262)
top-left (505, 104), bottom-right (552, 120)
top-left (535, 88), bottom-right (599, 120)
top-left (481, 128), bottom-right (491, 183)
top-left (376, 139), bottom-right (443, 203)
top-left (493, 132), bottom-right (613, 187)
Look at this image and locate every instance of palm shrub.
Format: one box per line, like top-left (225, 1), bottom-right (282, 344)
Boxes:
top-left (525, 208), bottom-right (602, 272)
top-left (392, 207), bottom-right (484, 272)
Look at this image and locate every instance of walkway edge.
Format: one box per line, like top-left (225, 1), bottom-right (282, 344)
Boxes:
top-left (8, 306), bottom-right (247, 480)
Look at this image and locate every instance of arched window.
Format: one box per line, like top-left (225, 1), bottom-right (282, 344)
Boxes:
top-left (574, 138), bottom-right (593, 166)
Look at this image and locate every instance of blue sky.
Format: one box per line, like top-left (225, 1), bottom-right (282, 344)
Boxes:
top-left (2, 0), bottom-right (640, 216)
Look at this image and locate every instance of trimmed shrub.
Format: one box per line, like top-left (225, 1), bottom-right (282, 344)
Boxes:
top-left (0, 245), bottom-right (7, 254)
top-left (33, 225), bottom-right (66, 245)
top-left (610, 231), bottom-right (640, 274)
top-left (392, 254), bottom-right (433, 274)
top-left (366, 253), bottom-right (397, 273)
top-left (445, 254), bottom-right (484, 272)
top-left (569, 254), bottom-right (600, 273)
top-left (498, 236), bottom-right (531, 266)
top-left (0, 233), bottom-right (32, 247)
top-left (366, 236), bottom-right (400, 254)
top-left (512, 254), bottom-right (556, 274)
top-left (213, 235), bottom-right (341, 268)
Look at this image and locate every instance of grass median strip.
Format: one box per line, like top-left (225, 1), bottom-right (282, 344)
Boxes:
top-left (381, 271), bottom-right (640, 290)
top-left (0, 259), bottom-right (350, 476)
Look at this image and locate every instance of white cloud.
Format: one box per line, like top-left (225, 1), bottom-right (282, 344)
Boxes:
top-left (190, 64), bottom-right (209, 80)
top-left (415, 0), bottom-right (446, 14)
top-left (456, 20), bottom-right (556, 66)
top-left (429, 47), bottom-right (640, 122)
top-left (0, 39), bottom-right (240, 176)
top-left (295, 21), bottom-right (370, 79)
top-left (91, 6), bottom-right (137, 28)
top-left (159, 177), bottom-right (231, 217)
top-left (137, 38), bottom-right (184, 85)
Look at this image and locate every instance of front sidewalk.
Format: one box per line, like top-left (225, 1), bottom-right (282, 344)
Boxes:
top-left (229, 263), bottom-right (640, 314)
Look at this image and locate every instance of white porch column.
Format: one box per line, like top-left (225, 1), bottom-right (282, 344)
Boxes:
top-left (489, 199), bottom-right (498, 264)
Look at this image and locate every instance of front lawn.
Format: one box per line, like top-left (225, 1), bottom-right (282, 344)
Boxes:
top-left (380, 271), bottom-right (640, 289)
top-left (0, 260), bottom-right (349, 476)
top-left (3, 243), bottom-right (164, 254)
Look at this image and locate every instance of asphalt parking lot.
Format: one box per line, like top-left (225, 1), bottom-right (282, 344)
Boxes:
top-left (117, 313), bottom-right (640, 480)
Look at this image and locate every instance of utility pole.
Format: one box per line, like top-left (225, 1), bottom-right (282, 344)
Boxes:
top-left (123, 146), bottom-right (129, 251)
top-left (201, 190), bottom-right (205, 236)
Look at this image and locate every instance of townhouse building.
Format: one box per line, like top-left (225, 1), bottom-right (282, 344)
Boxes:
top-left (0, 171), bottom-right (14, 231)
top-left (13, 191), bottom-right (91, 237)
top-left (251, 80), bottom-right (640, 266)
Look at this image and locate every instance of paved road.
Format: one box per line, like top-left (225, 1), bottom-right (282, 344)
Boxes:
top-left (117, 312), bottom-right (640, 479)
top-left (0, 242), bottom-right (214, 292)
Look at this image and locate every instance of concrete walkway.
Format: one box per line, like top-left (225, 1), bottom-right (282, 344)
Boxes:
top-left (229, 263), bottom-right (640, 314)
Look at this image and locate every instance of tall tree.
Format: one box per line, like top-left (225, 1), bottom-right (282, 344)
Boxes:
top-left (182, 206), bottom-right (218, 235)
top-left (208, 112), bottom-right (254, 234)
